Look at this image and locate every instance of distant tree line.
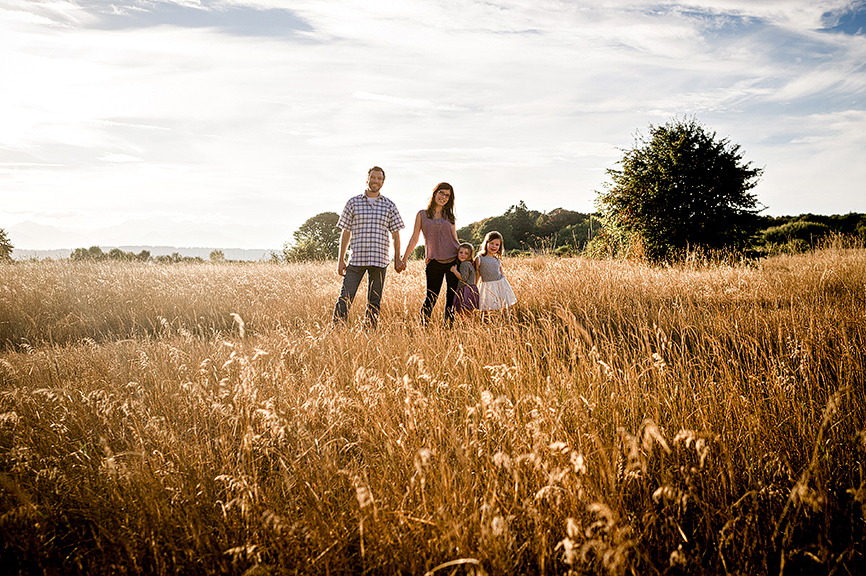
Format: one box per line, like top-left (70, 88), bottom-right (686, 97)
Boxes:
top-left (63, 247), bottom-right (242, 263)
top-left (68, 246), bottom-right (210, 263)
top-left (455, 201), bottom-right (600, 256)
top-left (70, 246), bottom-right (152, 262)
top-left (758, 213), bottom-right (866, 247)
top-left (0, 235), bottom-right (246, 263)
top-left (280, 205), bottom-right (865, 264)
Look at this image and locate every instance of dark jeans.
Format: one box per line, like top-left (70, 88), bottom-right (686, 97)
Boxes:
top-left (333, 265), bottom-right (387, 329)
top-left (421, 258), bottom-right (459, 326)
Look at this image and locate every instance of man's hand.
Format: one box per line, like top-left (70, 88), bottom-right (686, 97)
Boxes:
top-left (394, 257), bottom-right (405, 273)
top-left (337, 259), bottom-right (347, 276)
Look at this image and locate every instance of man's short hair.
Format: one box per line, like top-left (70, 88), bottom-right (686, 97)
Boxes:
top-left (368, 166), bottom-right (385, 178)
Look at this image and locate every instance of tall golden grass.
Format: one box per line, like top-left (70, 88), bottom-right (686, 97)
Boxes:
top-left (1, 242), bottom-right (864, 575)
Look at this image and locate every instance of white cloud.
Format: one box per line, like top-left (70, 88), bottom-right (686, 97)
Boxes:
top-left (353, 91), bottom-right (470, 112)
top-left (0, 0), bottom-right (93, 28)
top-left (0, 0), bottom-right (864, 248)
top-left (99, 153), bottom-right (144, 163)
top-left (0, 6), bottom-right (62, 26)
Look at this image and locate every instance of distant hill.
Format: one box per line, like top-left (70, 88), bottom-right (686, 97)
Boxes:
top-left (13, 246), bottom-right (273, 262)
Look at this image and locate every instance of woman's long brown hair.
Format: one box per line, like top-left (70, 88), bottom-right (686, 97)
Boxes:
top-left (425, 182), bottom-right (455, 224)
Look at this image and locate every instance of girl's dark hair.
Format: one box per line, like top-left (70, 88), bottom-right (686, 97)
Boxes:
top-left (425, 182), bottom-right (455, 224)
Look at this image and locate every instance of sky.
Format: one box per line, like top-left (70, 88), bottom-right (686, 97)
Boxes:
top-left (2, 0), bottom-right (865, 250)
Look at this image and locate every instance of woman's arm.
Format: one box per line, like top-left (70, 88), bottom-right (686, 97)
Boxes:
top-left (336, 229), bottom-right (351, 276)
top-left (401, 211), bottom-right (423, 263)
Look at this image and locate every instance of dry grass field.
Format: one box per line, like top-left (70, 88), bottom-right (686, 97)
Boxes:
top-left (1, 242), bottom-right (865, 575)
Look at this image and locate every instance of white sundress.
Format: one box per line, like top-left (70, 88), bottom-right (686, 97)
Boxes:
top-left (476, 255), bottom-right (517, 310)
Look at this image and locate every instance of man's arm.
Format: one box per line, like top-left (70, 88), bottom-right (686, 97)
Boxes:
top-left (337, 229), bottom-right (351, 276)
top-left (392, 230), bottom-right (403, 272)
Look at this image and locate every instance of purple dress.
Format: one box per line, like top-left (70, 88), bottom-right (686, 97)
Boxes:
top-left (453, 260), bottom-right (479, 313)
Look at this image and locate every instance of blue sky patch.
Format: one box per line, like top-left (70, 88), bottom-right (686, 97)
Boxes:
top-left (677, 9), bottom-right (764, 36)
top-left (822, 4), bottom-right (866, 34)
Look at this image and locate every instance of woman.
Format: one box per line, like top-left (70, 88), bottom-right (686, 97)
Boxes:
top-left (402, 182), bottom-right (460, 326)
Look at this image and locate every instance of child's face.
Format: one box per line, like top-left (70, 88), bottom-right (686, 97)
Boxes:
top-left (487, 238), bottom-right (501, 255)
top-left (457, 247), bottom-right (470, 261)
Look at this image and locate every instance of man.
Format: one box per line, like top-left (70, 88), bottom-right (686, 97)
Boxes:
top-left (332, 166), bottom-right (405, 328)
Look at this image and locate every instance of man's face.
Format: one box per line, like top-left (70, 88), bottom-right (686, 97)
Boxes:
top-left (367, 170), bottom-right (385, 193)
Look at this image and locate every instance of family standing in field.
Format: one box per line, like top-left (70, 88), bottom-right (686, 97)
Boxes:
top-left (332, 166), bottom-right (517, 328)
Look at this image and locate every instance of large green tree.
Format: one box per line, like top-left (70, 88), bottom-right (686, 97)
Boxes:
top-left (0, 228), bottom-right (13, 262)
top-left (595, 117), bottom-right (763, 260)
top-left (282, 212), bottom-right (341, 262)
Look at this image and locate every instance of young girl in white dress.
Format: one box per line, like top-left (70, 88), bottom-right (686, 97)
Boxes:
top-left (475, 231), bottom-right (517, 319)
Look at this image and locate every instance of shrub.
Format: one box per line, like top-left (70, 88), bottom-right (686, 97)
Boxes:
top-left (763, 221), bottom-right (831, 245)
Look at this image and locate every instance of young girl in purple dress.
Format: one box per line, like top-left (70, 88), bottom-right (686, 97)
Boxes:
top-left (450, 242), bottom-right (479, 318)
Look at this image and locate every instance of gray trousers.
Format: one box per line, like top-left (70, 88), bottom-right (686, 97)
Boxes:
top-left (332, 265), bottom-right (387, 328)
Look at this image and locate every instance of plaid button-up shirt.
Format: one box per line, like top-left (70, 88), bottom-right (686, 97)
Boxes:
top-left (337, 194), bottom-right (404, 268)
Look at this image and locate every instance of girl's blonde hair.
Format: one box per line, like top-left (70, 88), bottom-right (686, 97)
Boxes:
top-left (480, 231), bottom-right (504, 259)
